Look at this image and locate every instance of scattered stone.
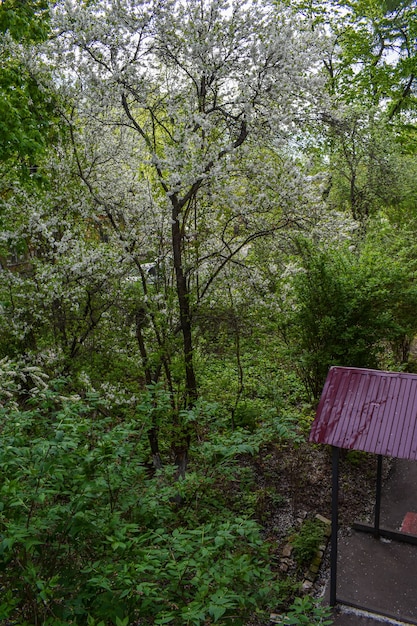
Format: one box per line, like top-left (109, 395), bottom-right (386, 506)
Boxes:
top-left (315, 513), bottom-right (331, 526)
top-left (296, 510), bottom-right (308, 524)
top-left (304, 571), bottom-right (315, 582)
top-left (315, 514), bottom-right (332, 537)
top-left (282, 543), bottom-right (293, 557)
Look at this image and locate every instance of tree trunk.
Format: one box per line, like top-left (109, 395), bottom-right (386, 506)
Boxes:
top-left (169, 197), bottom-right (198, 478)
top-left (171, 199), bottom-right (198, 407)
top-left (135, 310), bottom-right (163, 470)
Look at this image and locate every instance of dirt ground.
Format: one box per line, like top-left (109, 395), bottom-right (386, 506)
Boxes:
top-left (247, 441), bottom-right (387, 623)
top-left (258, 442), bottom-right (382, 531)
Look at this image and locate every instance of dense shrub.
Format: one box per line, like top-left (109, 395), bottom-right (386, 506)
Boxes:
top-left (278, 239), bottom-right (417, 399)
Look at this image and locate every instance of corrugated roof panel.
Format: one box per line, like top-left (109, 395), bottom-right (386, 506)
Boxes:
top-left (391, 377), bottom-right (413, 457)
top-left (405, 380), bottom-right (417, 458)
top-left (348, 370), bottom-right (374, 449)
top-left (367, 372), bottom-right (389, 455)
top-left (309, 367), bottom-right (417, 460)
top-left (411, 413), bottom-right (417, 459)
top-left (381, 374), bottom-right (401, 456)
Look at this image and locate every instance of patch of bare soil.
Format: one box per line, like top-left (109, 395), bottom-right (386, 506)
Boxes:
top-left (246, 442), bottom-right (390, 624)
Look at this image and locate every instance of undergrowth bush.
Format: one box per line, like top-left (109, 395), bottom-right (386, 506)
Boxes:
top-left (290, 519), bottom-right (326, 568)
top-left (0, 363), bottom-right (281, 625)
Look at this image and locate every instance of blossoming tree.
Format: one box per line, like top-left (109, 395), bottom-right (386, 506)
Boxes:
top-left (25, 0), bottom-right (324, 470)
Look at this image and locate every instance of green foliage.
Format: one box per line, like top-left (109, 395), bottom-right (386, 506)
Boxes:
top-left (290, 0), bottom-right (417, 114)
top-left (0, 368), bottom-right (278, 625)
top-left (197, 340), bottom-right (309, 434)
top-left (322, 108), bottom-right (410, 222)
top-left (0, 0), bottom-right (50, 43)
top-left (0, 59), bottom-right (56, 166)
top-left (290, 0), bottom-right (417, 223)
top-left (278, 237), bottom-right (417, 399)
top-left (345, 450), bottom-right (369, 468)
top-left (278, 243), bottom-right (376, 398)
top-left (0, 0), bottom-right (60, 172)
top-left (278, 596), bottom-right (333, 625)
top-left (290, 519), bottom-right (326, 568)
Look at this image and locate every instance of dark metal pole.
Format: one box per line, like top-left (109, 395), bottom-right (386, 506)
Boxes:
top-left (374, 454), bottom-right (383, 538)
top-left (330, 446), bottom-right (339, 607)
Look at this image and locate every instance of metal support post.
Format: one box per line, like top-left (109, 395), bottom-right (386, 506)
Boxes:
top-left (330, 446), bottom-right (339, 607)
top-left (374, 454), bottom-right (383, 538)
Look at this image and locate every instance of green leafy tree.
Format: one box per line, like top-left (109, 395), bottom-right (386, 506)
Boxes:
top-left (277, 236), bottom-right (417, 399)
top-left (287, 0), bottom-right (417, 225)
top-left (289, 0), bottom-right (417, 113)
top-left (0, 0), bottom-right (60, 173)
top-left (320, 107), bottom-right (412, 223)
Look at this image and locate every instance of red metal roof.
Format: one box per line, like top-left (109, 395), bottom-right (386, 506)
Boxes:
top-left (309, 366), bottom-right (417, 460)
